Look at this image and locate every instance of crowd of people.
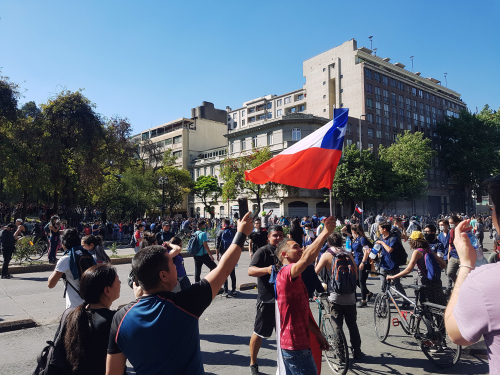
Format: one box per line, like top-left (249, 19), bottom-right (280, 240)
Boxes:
top-left (1, 187), bottom-right (500, 374)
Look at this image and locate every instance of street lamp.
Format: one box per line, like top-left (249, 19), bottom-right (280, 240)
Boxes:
top-left (159, 176), bottom-right (168, 219)
top-left (358, 114), bottom-right (366, 156)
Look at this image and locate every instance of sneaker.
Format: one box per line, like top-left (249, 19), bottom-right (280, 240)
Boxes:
top-left (231, 290), bottom-right (237, 297)
top-left (250, 364), bottom-right (259, 375)
top-left (353, 349), bottom-right (364, 359)
top-left (357, 301), bottom-right (367, 308)
top-left (222, 292), bottom-right (228, 298)
top-left (366, 292), bottom-right (374, 303)
top-left (1, 274), bottom-right (12, 279)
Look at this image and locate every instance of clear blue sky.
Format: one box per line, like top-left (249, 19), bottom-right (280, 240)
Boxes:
top-left (2, 0), bottom-right (499, 134)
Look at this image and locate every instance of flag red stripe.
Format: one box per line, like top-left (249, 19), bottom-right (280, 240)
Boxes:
top-left (245, 148), bottom-right (342, 190)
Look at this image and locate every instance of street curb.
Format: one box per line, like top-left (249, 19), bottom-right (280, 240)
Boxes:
top-left (0, 319), bottom-right (37, 333)
top-left (238, 283), bottom-right (257, 291)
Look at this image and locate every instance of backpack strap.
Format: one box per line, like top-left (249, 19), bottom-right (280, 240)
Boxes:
top-left (415, 248), bottom-right (428, 274)
top-left (64, 277), bottom-right (84, 300)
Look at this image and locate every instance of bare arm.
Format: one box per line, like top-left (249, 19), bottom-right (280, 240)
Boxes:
top-left (291, 217), bottom-right (336, 279)
top-left (315, 252), bottom-right (332, 274)
top-left (387, 250), bottom-right (420, 279)
top-left (203, 241), bottom-right (214, 260)
top-left (248, 265), bottom-right (272, 277)
top-left (105, 353), bottom-right (127, 375)
top-left (445, 219), bottom-right (475, 346)
top-left (248, 239), bottom-right (253, 257)
top-left (205, 212), bottom-right (253, 299)
top-left (47, 270), bottom-right (64, 288)
top-left (376, 240), bottom-right (393, 253)
top-left (167, 244), bottom-right (182, 258)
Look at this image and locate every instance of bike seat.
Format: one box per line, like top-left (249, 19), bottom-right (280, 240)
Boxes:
top-left (406, 284), bottom-right (428, 291)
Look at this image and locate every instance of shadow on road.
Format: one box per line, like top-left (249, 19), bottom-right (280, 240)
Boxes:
top-left (8, 276), bottom-right (48, 282)
top-left (200, 333), bottom-right (276, 351)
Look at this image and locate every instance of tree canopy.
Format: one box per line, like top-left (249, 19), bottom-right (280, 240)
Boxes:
top-left (193, 175), bottom-right (221, 217)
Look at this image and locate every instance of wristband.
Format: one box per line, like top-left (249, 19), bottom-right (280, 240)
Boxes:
top-left (459, 264), bottom-right (475, 270)
top-left (232, 232), bottom-right (247, 249)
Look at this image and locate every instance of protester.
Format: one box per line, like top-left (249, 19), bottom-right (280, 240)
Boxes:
top-left (315, 231), bottom-right (363, 359)
top-left (81, 235), bottom-right (111, 264)
top-left (445, 215), bottom-right (462, 296)
top-left (0, 223), bottom-right (16, 279)
top-left (288, 219), bottom-right (304, 246)
top-left (134, 223), bottom-right (144, 253)
top-left (193, 221), bottom-right (217, 283)
top-left (48, 215), bottom-right (62, 263)
top-left (248, 225), bottom-right (284, 375)
top-left (248, 218), bottom-right (268, 258)
top-left (274, 218), bottom-right (335, 374)
top-left (156, 221), bottom-right (174, 245)
top-left (446, 175), bottom-right (500, 375)
top-left (105, 212), bottom-right (254, 375)
top-left (350, 224), bottom-right (373, 307)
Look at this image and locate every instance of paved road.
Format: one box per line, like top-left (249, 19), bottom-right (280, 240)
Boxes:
top-left (0, 236), bottom-right (494, 374)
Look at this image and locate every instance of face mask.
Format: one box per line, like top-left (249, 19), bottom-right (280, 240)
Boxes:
top-left (424, 233), bottom-right (435, 242)
top-left (439, 226), bottom-right (446, 231)
top-left (449, 224), bottom-right (456, 229)
top-left (307, 230), bottom-right (315, 238)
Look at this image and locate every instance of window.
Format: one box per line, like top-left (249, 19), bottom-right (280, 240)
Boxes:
top-left (425, 92), bottom-right (429, 100)
top-left (292, 128), bottom-right (301, 141)
top-left (277, 99), bottom-right (282, 107)
top-left (385, 132), bottom-right (390, 140)
top-left (173, 135), bottom-right (182, 144)
top-left (400, 121), bottom-right (404, 129)
top-left (376, 115), bottom-right (382, 124)
top-left (296, 94), bottom-right (304, 101)
top-left (375, 86), bottom-right (381, 95)
top-left (366, 83), bottom-right (373, 94)
top-left (289, 107), bottom-right (296, 114)
top-left (211, 166), bottom-right (215, 176)
top-left (256, 104), bottom-right (265, 111)
top-left (368, 143), bottom-right (374, 152)
top-left (241, 110), bottom-right (245, 117)
top-left (173, 150), bottom-right (182, 158)
top-left (412, 87), bottom-right (417, 96)
top-left (323, 81), bottom-right (326, 85)
top-left (377, 130), bottom-right (382, 138)
top-left (165, 138), bottom-right (172, 145)
top-left (374, 72), bottom-right (380, 82)
top-left (383, 76), bottom-right (389, 85)
top-left (252, 136), bottom-right (258, 148)
top-left (391, 93), bottom-right (397, 104)
top-left (230, 141), bottom-right (234, 153)
top-left (384, 118), bottom-right (390, 126)
top-left (418, 90), bottom-right (423, 98)
top-left (368, 128), bottom-right (373, 138)
top-left (284, 96), bottom-right (291, 104)
top-left (323, 68), bottom-right (326, 72)
top-left (267, 112), bottom-right (272, 119)
top-left (196, 169), bottom-right (200, 178)
top-left (242, 119), bottom-right (245, 126)
top-left (399, 108), bottom-right (404, 116)
top-left (248, 117), bottom-right (256, 123)
top-left (365, 69), bottom-right (372, 79)
top-left (142, 132), bottom-right (150, 141)
top-left (233, 112), bottom-right (237, 119)
top-left (398, 82), bottom-right (404, 91)
top-left (258, 114), bottom-right (266, 120)
top-left (298, 104), bottom-right (305, 112)
top-left (346, 139), bottom-right (352, 146)
top-left (248, 107), bottom-right (255, 113)
top-left (267, 102), bottom-right (272, 109)
top-left (323, 95), bottom-right (326, 99)
top-left (391, 78), bottom-right (397, 88)
top-left (277, 109), bottom-right (282, 116)
top-left (393, 134), bottom-right (398, 141)
top-left (366, 98), bottom-right (373, 109)
top-left (367, 113), bottom-right (373, 123)
top-left (267, 132), bottom-right (273, 145)
top-left (241, 139), bottom-right (246, 151)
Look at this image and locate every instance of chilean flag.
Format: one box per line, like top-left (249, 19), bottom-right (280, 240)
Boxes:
top-left (355, 205), bottom-right (363, 214)
top-left (245, 108), bottom-right (349, 189)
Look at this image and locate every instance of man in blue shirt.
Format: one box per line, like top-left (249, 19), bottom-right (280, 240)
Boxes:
top-left (193, 221), bottom-right (217, 283)
top-left (106, 213), bottom-right (254, 375)
top-left (376, 222), bottom-right (410, 309)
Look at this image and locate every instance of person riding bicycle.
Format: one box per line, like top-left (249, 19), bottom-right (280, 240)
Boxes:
top-left (386, 231), bottom-right (447, 306)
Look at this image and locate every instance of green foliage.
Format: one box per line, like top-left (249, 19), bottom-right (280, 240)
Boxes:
top-left (109, 242), bottom-right (119, 257)
top-left (193, 175), bottom-right (221, 218)
top-left (378, 131), bottom-right (436, 201)
top-left (437, 107), bottom-right (500, 191)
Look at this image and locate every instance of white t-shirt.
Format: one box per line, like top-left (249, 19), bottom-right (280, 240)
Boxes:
top-left (55, 255), bottom-right (84, 308)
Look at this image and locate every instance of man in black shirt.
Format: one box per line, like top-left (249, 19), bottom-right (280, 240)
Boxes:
top-left (155, 221), bottom-right (174, 245)
top-left (247, 225), bottom-right (283, 375)
top-left (106, 212), bottom-right (254, 375)
top-left (248, 218), bottom-right (268, 258)
top-left (1, 224), bottom-right (16, 279)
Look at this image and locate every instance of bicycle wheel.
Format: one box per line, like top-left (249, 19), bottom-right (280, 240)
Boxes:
top-left (322, 316), bottom-right (349, 375)
top-left (417, 309), bottom-right (461, 368)
top-left (29, 240), bottom-right (47, 261)
top-left (374, 293), bottom-right (391, 342)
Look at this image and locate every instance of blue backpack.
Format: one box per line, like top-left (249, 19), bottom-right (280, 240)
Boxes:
top-left (417, 248), bottom-right (441, 282)
top-left (186, 231), bottom-right (203, 255)
top-left (220, 228), bottom-right (235, 252)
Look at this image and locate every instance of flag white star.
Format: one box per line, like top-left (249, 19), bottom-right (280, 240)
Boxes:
top-left (337, 124), bottom-right (346, 139)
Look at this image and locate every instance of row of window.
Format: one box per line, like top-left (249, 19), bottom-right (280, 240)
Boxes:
top-left (229, 129), bottom-right (302, 153)
top-left (232, 105), bottom-right (306, 129)
top-left (230, 93), bottom-right (305, 122)
top-left (196, 149), bottom-right (227, 160)
top-left (193, 166), bottom-right (217, 179)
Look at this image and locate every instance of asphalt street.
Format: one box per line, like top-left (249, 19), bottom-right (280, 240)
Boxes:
top-left (0, 236), bottom-right (494, 374)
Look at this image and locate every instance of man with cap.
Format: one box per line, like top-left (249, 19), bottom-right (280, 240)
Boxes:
top-left (1, 224), bottom-right (16, 279)
top-left (316, 216), bottom-right (327, 237)
top-left (156, 221), bottom-right (174, 245)
top-left (248, 225), bottom-right (284, 375)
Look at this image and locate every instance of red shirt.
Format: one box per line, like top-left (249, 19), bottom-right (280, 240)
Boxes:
top-left (84, 227), bottom-right (91, 235)
top-left (276, 265), bottom-right (310, 350)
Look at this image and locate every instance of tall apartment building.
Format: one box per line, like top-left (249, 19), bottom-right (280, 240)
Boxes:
top-left (136, 102), bottom-right (227, 214)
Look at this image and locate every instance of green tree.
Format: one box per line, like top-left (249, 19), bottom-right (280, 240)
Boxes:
top-left (193, 175), bottom-right (221, 218)
top-left (158, 166), bottom-right (194, 216)
top-left (379, 130), bottom-right (436, 202)
top-left (437, 108), bottom-right (500, 200)
top-left (19, 101), bottom-right (41, 119)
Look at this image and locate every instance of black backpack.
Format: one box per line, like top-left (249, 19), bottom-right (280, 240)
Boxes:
top-left (391, 237), bottom-right (408, 266)
top-left (33, 309), bottom-right (73, 375)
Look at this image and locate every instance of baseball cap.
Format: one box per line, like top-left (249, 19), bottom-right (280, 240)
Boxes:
top-left (162, 221), bottom-right (170, 227)
top-left (409, 231), bottom-right (425, 241)
top-left (320, 216), bottom-right (327, 221)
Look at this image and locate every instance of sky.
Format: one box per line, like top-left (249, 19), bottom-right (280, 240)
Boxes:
top-left (1, 0), bottom-right (499, 135)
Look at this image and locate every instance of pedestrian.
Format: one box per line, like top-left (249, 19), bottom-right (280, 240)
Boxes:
top-left (92, 219), bottom-right (100, 236)
top-left (248, 218), bottom-right (268, 258)
top-left (302, 223), bottom-right (316, 247)
top-left (48, 215), bottom-right (62, 264)
top-left (445, 175), bottom-right (500, 375)
top-left (315, 231), bottom-right (363, 359)
top-left (474, 217), bottom-right (485, 249)
top-left (0, 223), bottom-right (16, 279)
top-left (275, 219), bottom-right (334, 374)
top-left (134, 224), bottom-right (144, 253)
top-left (105, 212), bottom-right (254, 375)
top-left (288, 218), bottom-right (304, 246)
top-left (193, 221), bottom-right (217, 283)
top-left (248, 225), bottom-right (284, 375)
top-left (166, 236), bottom-right (190, 292)
top-left (216, 219), bottom-right (237, 296)
top-left (350, 224), bottom-right (373, 307)
top-left (82, 235), bottom-right (111, 264)
top-left (156, 221), bottom-right (174, 245)
top-left (445, 215), bottom-right (462, 296)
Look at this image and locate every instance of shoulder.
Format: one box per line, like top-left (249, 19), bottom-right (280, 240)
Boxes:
top-left (55, 255), bottom-right (70, 271)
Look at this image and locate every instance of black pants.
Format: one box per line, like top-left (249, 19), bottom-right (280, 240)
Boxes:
top-left (194, 253), bottom-right (217, 282)
top-left (330, 303), bottom-right (361, 351)
top-left (476, 233), bottom-right (484, 248)
top-left (2, 250), bottom-right (12, 276)
top-left (224, 268), bottom-right (236, 292)
top-left (357, 267), bottom-right (371, 301)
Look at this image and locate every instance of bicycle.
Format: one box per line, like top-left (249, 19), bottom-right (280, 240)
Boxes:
top-left (373, 272), bottom-right (461, 368)
top-left (314, 292), bottom-right (349, 375)
top-left (25, 236), bottom-right (50, 261)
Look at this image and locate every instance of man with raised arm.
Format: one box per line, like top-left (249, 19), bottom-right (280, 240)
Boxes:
top-left (105, 212), bottom-right (254, 375)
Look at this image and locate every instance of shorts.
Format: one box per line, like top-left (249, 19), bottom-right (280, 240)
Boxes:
top-left (254, 301), bottom-right (275, 338)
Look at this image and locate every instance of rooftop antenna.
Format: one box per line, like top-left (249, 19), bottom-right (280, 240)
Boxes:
top-left (373, 48), bottom-right (377, 56)
top-left (410, 56), bottom-right (414, 72)
top-left (444, 73), bottom-right (448, 87)
top-left (369, 36), bottom-right (373, 51)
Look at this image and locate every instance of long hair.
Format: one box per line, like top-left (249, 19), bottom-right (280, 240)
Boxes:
top-left (409, 238), bottom-right (429, 250)
top-left (64, 264), bottom-right (117, 373)
top-left (81, 235), bottom-right (102, 248)
top-left (351, 224), bottom-right (366, 239)
top-left (140, 232), bottom-right (157, 250)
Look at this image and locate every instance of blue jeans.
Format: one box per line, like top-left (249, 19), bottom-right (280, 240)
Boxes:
top-left (49, 235), bottom-right (59, 261)
top-left (281, 349), bottom-right (317, 375)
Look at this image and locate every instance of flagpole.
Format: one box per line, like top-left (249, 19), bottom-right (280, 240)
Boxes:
top-left (329, 189), bottom-right (333, 217)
